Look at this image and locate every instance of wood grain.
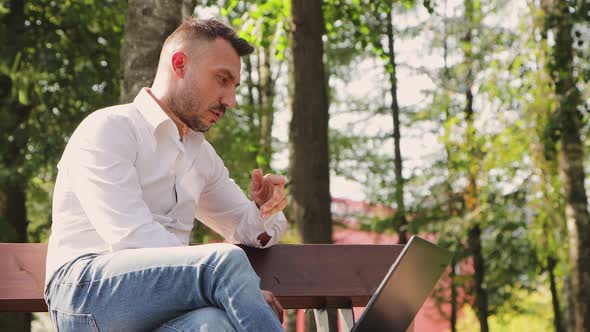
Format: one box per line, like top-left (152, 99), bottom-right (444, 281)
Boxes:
top-left (0, 243), bottom-right (403, 312)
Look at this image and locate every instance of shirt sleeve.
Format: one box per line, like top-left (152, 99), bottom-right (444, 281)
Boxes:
top-left (195, 144), bottom-right (287, 248)
top-left (62, 112), bottom-right (182, 251)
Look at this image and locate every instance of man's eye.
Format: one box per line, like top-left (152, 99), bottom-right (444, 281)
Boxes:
top-left (218, 76), bottom-right (228, 84)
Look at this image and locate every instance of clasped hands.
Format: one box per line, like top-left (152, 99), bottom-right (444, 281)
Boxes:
top-left (249, 169), bottom-right (288, 219)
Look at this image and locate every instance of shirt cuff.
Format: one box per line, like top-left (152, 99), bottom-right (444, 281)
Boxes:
top-left (240, 201), bottom-right (282, 247)
top-left (253, 200), bottom-right (278, 236)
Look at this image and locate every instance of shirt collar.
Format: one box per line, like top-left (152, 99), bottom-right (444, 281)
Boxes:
top-left (133, 87), bottom-right (205, 145)
top-left (133, 87), bottom-right (172, 137)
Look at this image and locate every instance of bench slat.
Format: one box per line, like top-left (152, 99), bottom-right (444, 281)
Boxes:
top-left (0, 243), bottom-right (402, 312)
top-left (242, 244), bottom-right (403, 308)
top-left (0, 243), bottom-right (48, 312)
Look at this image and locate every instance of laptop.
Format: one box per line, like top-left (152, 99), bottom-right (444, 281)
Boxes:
top-left (350, 235), bottom-right (453, 332)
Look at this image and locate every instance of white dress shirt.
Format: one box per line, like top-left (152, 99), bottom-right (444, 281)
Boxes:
top-left (45, 88), bottom-right (287, 285)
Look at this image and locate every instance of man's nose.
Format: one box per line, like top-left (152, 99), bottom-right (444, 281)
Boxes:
top-left (220, 91), bottom-right (236, 109)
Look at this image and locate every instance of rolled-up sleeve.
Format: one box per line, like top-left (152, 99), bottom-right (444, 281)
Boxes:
top-left (63, 114), bottom-right (182, 251)
top-left (195, 145), bottom-right (287, 248)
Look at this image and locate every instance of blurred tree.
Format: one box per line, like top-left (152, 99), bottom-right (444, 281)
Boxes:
top-left (205, 0), bottom-right (290, 189)
top-left (323, 0), bottom-right (438, 245)
top-left (0, 0), bottom-right (126, 330)
top-left (398, 1), bottom-right (549, 331)
top-left (512, 2), bottom-right (567, 330)
top-left (543, 1), bottom-right (590, 330)
top-left (120, 0), bottom-right (193, 103)
top-left (460, 1), bottom-right (489, 330)
top-left (384, 3), bottom-right (409, 245)
top-left (290, 0), bottom-right (333, 330)
top-left (289, 0), bottom-right (331, 244)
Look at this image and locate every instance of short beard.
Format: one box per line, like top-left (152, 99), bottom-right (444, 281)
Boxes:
top-left (169, 87), bottom-right (210, 132)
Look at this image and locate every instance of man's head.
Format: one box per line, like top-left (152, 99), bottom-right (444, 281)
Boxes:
top-left (152, 18), bottom-right (254, 133)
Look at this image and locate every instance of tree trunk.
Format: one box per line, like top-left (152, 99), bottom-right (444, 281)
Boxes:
top-left (565, 276), bottom-right (576, 332)
top-left (386, 6), bottom-right (408, 245)
top-left (463, 1), bottom-right (489, 330)
top-left (290, 1), bottom-right (334, 330)
top-left (546, 2), bottom-right (590, 331)
top-left (468, 224), bottom-right (489, 332)
top-left (558, 50), bottom-right (590, 332)
top-left (258, 47), bottom-right (275, 170)
top-left (181, 0), bottom-right (194, 19)
top-left (558, 57), bottom-right (590, 332)
top-left (465, 97), bottom-right (489, 332)
top-left (548, 256), bottom-right (564, 332)
top-left (244, 56), bottom-right (257, 108)
top-left (4, 184), bottom-right (28, 242)
top-left (450, 261), bottom-right (458, 332)
top-left (120, 0), bottom-right (186, 103)
top-left (289, 0), bottom-right (332, 245)
top-left (442, 4), bottom-right (458, 329)
top-left (244, 55), bottom-right (260, 169)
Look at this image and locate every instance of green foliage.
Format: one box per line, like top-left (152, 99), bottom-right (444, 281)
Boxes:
top-left (0, 216), bottom-right (18, 242)
top-left (202, 0), bottom-right (290, 190)
top-left (374, 0), bottom-right (569, 324)
top-left (206, 106), bottom-right (260, 189)
top-left (26, 174), bottom-right (53, 242)
top-left (217, 0), bottom-right (290, 58)
top-left (0, 0), bottom-right (126, 240)
top-left (457, 287), bottom-right (554, 331)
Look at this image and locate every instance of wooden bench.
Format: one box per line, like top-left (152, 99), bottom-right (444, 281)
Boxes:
top-left (0, 243), bottom-right (416, 331)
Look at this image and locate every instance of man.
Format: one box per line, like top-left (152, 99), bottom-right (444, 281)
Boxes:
top-left (44, 18), bottom-right (287, 331)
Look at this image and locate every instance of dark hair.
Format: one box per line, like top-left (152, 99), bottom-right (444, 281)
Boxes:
top-left (167, 17), bottom-right (254, 56)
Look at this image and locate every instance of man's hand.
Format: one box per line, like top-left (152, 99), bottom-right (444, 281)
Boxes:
top-left (262, 290), bottom-right (283, 323)
top-left (249, 169), bottom-right (288, 219)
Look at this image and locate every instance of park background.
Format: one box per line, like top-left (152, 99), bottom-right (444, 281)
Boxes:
top-left (1, 0), bottom-right (590, 331)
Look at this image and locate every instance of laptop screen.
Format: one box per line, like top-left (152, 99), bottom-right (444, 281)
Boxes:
top-left (352, 236), bottom-right (453, 332)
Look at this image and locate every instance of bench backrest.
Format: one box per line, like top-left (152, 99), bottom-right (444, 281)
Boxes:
top-left (0, 243), bottom-right (403, 312)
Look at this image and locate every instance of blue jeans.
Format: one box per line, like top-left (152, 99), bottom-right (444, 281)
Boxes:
top-left (44, 244), bottom-right (283, 331)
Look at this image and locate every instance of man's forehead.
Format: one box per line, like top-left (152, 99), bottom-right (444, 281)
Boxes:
top-left (196, 39), bottom-right (241, 79)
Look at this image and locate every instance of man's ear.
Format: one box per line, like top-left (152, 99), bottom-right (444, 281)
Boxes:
top-left (171, 51), bottom-right (187, 78)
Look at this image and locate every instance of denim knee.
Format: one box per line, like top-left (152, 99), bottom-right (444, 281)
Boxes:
top-left (214, 244), bottom-right (248, 267)
top-left (212, 244), bottom-right (259, 282)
